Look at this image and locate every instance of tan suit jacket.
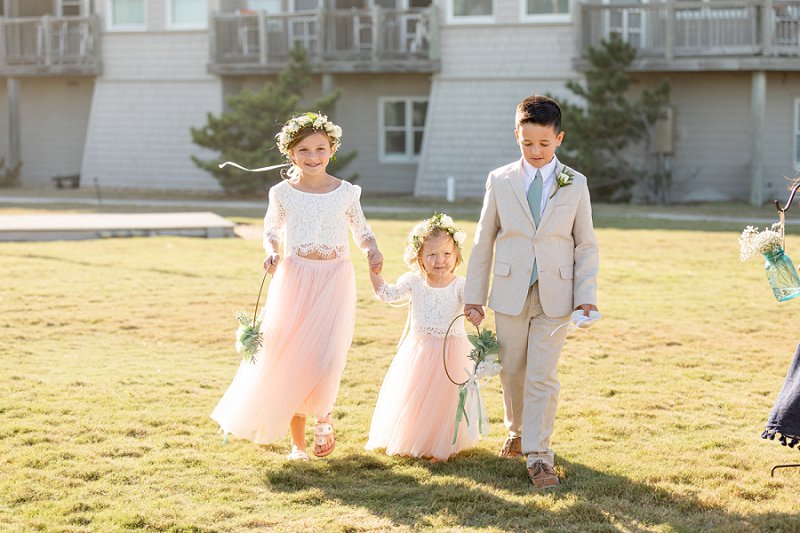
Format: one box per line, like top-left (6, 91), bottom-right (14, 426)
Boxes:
top-left (464, 157), bottom-right (599, 318)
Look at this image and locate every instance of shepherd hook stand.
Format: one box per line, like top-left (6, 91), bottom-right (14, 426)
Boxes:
top-left (769, 183), bottom-right (800, 476)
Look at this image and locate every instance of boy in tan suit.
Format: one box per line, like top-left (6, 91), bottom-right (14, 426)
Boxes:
top-left (464, 95), bottom-right (599, 489)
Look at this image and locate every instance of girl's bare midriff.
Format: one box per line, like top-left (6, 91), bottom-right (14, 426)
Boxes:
top-left (297, 251), bottom-right (336, 261)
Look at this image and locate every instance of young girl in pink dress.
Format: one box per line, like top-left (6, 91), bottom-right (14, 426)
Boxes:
top-left (365, 214), bottom-right (481, 461)
top-left (212, 113), bottom-right (383, 461)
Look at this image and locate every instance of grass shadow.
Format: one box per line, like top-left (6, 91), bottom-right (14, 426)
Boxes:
top-left (264, 450), bottom-right (799, 531)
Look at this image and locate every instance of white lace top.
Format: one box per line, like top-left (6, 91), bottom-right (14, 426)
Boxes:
top-left (263, 180), bottom-right (374, 258)
top-left (376, 272), bottom-right (467, 338)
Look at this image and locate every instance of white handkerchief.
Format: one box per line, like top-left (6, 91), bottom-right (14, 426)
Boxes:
top-left (551, 310), bottom-right (602, 336)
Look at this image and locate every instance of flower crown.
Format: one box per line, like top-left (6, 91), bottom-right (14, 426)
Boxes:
top-left (403, 213), bottom-right (467, 269)
top-left (276, 112), bottom-right (342, 159)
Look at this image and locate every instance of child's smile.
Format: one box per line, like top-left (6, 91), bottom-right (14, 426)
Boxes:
top-left (421, 233), bottom-right (457, 287)
top-left (291, 132), bottom-right (334, 176)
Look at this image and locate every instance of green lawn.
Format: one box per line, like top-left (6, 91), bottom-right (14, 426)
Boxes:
top-left (2, 215), bottom-right (800, 531)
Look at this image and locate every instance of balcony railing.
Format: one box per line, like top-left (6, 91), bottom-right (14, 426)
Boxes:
top-left (209, 8), bottom-right (439, 74)
top-left (578, 0), bottom-right (800, 69)
top-left (0, 15), bottom-right (101, 76)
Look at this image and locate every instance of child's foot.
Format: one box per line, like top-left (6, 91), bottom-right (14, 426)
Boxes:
top-left (430, 457), bottom-right (448, 464)
top-left (287, 445), bottom-right (309, 461)
top-left (313, 414), bottom-right (335, 458)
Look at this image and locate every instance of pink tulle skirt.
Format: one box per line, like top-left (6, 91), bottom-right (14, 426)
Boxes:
top-left (365, 332), bottom-right (480, 460)
top-left (211, 255), bottom-right (356, 444)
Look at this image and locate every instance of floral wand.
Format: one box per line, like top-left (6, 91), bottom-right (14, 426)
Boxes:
top-left (234, 269), bottom-right (270, 363)
top-left (443, 314), bottom-right (501, 445)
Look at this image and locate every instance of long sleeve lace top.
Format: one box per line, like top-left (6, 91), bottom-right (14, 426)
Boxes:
top-left (263, 180), bottom-right (374, 258)
top-left (375, 272), bottom-right (467, 337)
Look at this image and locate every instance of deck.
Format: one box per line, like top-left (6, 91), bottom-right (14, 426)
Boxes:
top-left (0, 212), bottom-right (236, 242)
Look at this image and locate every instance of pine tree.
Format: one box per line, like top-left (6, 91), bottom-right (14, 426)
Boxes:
top-left (558, 34), bottom-right (670, 202)
top-left (191, 46), bottom-right (356, 195)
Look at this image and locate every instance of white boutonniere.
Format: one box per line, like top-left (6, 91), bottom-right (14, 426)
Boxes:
top-left (550, 167), bottom-right (575, 199)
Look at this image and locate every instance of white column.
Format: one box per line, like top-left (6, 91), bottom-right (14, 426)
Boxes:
top-left (750, 71), bottom-right (766, 206)
top-left (7, 77), bottom-right (20, 170)
top-left (322, 73), bottom-right (334, 95)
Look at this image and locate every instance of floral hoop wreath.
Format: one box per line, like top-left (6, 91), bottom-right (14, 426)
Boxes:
top-left (276, 112), bottom-right (343, 160)
top-left (403, 213), bottom-right (468, 269)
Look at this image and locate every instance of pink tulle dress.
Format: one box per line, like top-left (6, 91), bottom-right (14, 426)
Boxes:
top-left (365, 272), bottom-right (480, 460)
top-left (211, 180), bottom-right (374, 445)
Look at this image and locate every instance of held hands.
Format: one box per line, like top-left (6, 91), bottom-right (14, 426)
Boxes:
top-left (367, 247), bottom-right (383, 274)
top-left (575, 303), bottom-right (599, 317)
top-left (464, 304), bottom-right (485, 326)
top-left (263, 253), bottom-right (280, 274)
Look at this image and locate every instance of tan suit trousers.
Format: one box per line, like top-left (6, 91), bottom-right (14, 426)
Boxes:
top-left (495, 281), bottom-right (569, 467)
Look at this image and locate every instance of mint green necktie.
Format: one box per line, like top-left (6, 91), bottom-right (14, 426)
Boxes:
top-left (527, 169), bottom-right (542, 285)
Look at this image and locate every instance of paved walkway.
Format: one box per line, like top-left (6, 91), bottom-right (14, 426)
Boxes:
top-left (0, 195), bottom-right (477, 215)
top-left (0, 211), bottom-right (235, 241)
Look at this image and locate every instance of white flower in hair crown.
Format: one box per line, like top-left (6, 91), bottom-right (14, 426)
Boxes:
top-left (276, 112), bottom-right (342, 158)
top-left (410, 213), bottom-right (467, 256)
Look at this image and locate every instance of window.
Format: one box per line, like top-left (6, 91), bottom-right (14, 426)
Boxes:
top-left (523, 0), bottom-right (570, 20)
top-left (380, 98), bottom-right (428, 162)
top-left (108, 0), bottom-right (146, 30)
top-left (449, 0), bottom-right (493, 23)
top-left (169, 0), bottom-right (207, 29)
top-left (60, 0), bottom-right (83, 16)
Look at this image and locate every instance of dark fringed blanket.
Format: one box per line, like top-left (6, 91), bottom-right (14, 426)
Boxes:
top-left (763, 343), bottom-right (800, 449)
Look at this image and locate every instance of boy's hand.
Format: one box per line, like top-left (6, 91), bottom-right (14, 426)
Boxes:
top-left (263, 253), bottom-right (280, 274)
top-left (575, 303), bottom-right (598, 317)
top-left (464, 304), bottom-right (484, 326)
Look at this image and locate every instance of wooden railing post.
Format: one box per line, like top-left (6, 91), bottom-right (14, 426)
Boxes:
top-left (428, 6), bottom-right (439, 62)
top-left (763, 0), bottom-right (774, 56)
top-left (372, 6), bottom-right (381, 62)
top-left (257, 11), bottom-right (267, 65)
top-left (208, 11), bottom-right (217, 64)
top-left (317, 8), bottom-right (327, 61)
top-left (665, 0), bottom-right (674, 61)
top-left (42, 15), bottom-right (52, 66)
top-left (574, 1), bottom-right (584, 58)
top-left (0, 18), bottom-right (6, 68)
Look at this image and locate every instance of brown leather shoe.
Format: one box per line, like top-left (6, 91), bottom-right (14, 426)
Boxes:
top-left (498, 436), bottom-right (522, 458)
top-left (527, 460), bottom-right (560, 489)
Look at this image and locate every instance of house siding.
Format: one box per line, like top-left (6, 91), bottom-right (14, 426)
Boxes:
top-left (226, 73), bottom-right (431, 194)
top-left (633, 72), bottom-right (800, 203)
top-left (415, 18), bottom-right (579, 197)
top-left (80, 31), bottom-right (223, 190)
top-left (0, 78), bottom-right (93, 185)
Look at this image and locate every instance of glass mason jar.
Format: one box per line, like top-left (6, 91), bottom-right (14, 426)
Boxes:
top-left (763, 246), bottom-right (800, 302)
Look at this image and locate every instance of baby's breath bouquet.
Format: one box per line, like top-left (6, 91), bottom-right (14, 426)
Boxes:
top-left (234, 270), bottom-right (270, 363)
top-left (739, 223), bottom-right (783, 261)
top-left (234, 311), bottom-right (262, 364)
top-left (446, 322), bottom-right (501, 444)
top-left (739, 222), bottom-right (800, 302)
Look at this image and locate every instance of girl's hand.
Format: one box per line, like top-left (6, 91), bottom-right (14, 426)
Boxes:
top-left (464, 305), bottom-right (484, 326)
top-left (367, 247), bottom-right (383, 274)
top-left (263, 253), bottom-right (280, 274)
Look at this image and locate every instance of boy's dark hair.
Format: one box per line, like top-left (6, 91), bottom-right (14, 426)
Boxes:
top-left (515, 95), bottom-right (561, 133)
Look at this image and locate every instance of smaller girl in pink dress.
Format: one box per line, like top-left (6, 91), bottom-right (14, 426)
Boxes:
top-left (365, 214), bottom-right (482, 461)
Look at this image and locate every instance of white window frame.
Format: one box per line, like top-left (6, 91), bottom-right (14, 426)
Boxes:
top-left (167, 0), bottom-right (208, 30)
top-left (520, 0), bottom-right (571, 23)
top-left (601, 0), bottom-right (647, 49)
top-left (379, 97), bottom-right (428, 163)
top-left (794, 98), bottom-right (800, 167)
top-left (106, 0), bottom-right (147, 31)
top-left (446, 0), bottom-right (495, 25)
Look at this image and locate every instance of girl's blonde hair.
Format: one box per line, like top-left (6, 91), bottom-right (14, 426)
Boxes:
top-left (403, 213), bottom-right (466, 271)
